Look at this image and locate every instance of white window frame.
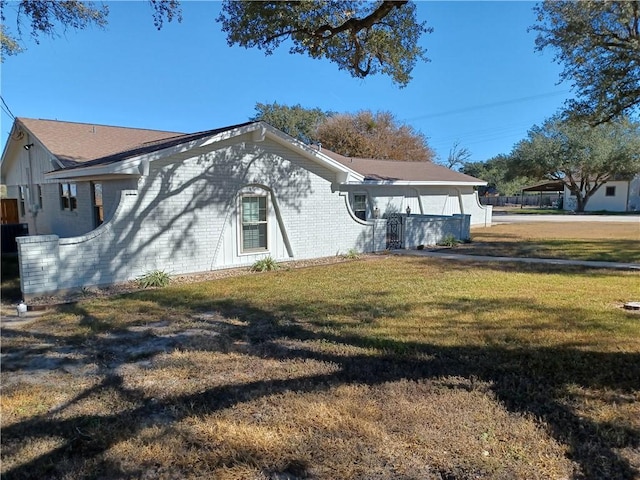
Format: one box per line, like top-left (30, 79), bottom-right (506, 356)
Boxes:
top-left (60, 183), bottom-right (77, 211)
top-left (353, 193), bottom-right (368, 220)
top-left (240, 193), bottom-right (269, 253)
top-left (605, 186), bottom-right (616, 197)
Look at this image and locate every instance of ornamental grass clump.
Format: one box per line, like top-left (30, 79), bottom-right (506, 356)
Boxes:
top-left (250, 256), bottom-right (279, 272)
top-left (342, 248), bottom-right (360, 260)
top-left (136, 269), bottom-right (171, 288)
top-left (437, 234), bottom-right (459, 247)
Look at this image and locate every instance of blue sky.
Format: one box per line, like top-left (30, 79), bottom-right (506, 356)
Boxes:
top-left (0, 1), bottom-right (574, 163)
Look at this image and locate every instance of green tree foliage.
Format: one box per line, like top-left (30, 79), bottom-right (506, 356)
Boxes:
top-left (510, 116), bottom-right (640, 211)
top-left (217, 1), bottom-right (430, 87)
top-left (532, 1), bottom-right (640, 123)
top-left (251, 102), bottom-right (331, 144)
top-left (2, 1), bottom-right (429, 87)
top-left (462, 155), bottom-right (532, 196)
top-left (0, 0), bottom-right (181, 60)
top-left (315, 110), bottom-right (434, 161)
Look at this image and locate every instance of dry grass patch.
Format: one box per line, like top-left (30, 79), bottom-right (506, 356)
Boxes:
top-left (466, 222), bottom-right (640, 263)
top-left (2, 256), bottom-right (639, 479)
top-left (104, 380), bottom-right (573, 480)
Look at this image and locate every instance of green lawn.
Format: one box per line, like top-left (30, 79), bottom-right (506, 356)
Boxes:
top-left (465, 222), bottom-right (640, 263)
top-left (2, 255), bottom-right (639, 479)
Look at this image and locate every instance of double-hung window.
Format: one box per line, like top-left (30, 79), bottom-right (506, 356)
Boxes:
top-left (241, 195), bottom-right (267, 252)
top-left (60, 183), bottom-right (77, 211)
top-left (353, 194), bottom-right (367, 220)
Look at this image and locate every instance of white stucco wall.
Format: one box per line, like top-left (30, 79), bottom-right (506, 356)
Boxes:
top-left (563, 180), bottom-right (633, 212)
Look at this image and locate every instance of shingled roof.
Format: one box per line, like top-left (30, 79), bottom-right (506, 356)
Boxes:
top-left (321, 149), bottom-right (484, 184)
top-left (13, 118), bottom-right (485, 185)
top-left (17, 118), bottom-right (185, 166)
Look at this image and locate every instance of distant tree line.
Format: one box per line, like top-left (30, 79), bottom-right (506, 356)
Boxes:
top-left (463, 115), bottom-right (640, 211)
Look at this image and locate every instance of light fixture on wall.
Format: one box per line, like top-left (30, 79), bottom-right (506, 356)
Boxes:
top-left (23, 143), bottom-right (34, 150)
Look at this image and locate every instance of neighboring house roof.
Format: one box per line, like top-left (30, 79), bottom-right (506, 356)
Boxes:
top-left (322, 149), bottom-right (485, 185)
top-left (16, 117), bottom-right (184, 166)
top-left (522, 180), bottom-right (566, 192)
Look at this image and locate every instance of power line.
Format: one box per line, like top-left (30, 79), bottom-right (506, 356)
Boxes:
top-left (0, 95), bottom-right (16, 120)
top-left (404, 90), bottom-right (572, 122)
top-left (429, 122), bottom-right (532, 148)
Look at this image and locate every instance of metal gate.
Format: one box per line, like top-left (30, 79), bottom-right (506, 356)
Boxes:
top-left (386, 213), bottom-right (403, 249)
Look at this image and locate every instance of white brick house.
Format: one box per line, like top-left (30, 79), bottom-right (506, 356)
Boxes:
top-left (1, 118), bottom-right (491, 298)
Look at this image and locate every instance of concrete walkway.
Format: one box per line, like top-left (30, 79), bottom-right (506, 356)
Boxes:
top-left (394, 249), bottom-right (640, 271)
top-left (0, 308), bottom-right (48, 326)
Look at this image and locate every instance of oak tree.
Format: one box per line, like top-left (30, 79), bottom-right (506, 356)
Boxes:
top-left (217, 1), bottom-right (429, 87)
top-left (251, 102), bottom-right (331, 145)
top-left (510, 115), bottom-right (640, 211)
top-left (462, 155), bottom-right (533, 196)
top-left (2, 1), bottom-right (429, 88)
top-left (532, 1), bottom-right (640, 123)
top-left (0, 0), bottom-right (181, 60)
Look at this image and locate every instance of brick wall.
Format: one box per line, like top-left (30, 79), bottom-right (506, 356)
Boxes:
top-left (16, 137), bottom-right (476, 299)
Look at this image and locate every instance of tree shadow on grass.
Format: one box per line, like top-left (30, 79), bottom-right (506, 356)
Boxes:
top-left (457, 238), bottom-right (640, 264)
top-left (1, 289), bottom-right (639, 479)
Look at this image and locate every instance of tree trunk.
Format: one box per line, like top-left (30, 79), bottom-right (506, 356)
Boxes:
top-left (575, 193), bottom-right (593, 212)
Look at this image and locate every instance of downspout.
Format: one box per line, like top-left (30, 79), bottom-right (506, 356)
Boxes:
top-left (455, 188), bottom-right (466, 240)
top-left (26, 135), bottom-right (38, 234)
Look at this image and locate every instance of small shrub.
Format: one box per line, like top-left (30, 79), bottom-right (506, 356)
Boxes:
top-left (342, 248), bottom-right (360, 260)
top-left (438, 234), bottom-right (459, 247)
top-left (136, 270), bottom-right (171, 288)
top-left (250, 256), bottom-right (279, 272)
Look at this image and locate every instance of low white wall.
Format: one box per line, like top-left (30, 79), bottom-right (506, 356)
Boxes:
top-left (404, 214), bottom-right (471, 248)
top-left (461, 190), bottom-right (492, 227)
top-left (16, 211), bottom-right (470, 299)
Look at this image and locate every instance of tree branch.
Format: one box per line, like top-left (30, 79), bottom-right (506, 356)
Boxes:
top-left (312, 1), bottom-right (407, 39)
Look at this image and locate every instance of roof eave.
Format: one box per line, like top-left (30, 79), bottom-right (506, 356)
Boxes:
top-left (45, 123), bottom-right (261, 180)
top-left (353, 180), bottom-right (488, 187)
top-left (44, 121), bottom-right (366, 183)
